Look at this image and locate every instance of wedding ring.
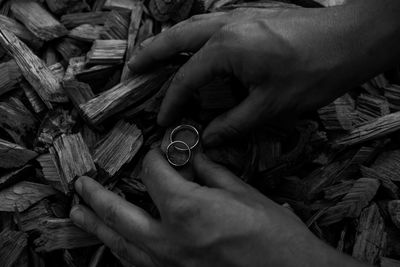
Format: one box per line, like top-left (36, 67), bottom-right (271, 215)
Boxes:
top-left (170, 124), bottom-right (199, 151)
top-left (166, 141), bottom-right (191, 167)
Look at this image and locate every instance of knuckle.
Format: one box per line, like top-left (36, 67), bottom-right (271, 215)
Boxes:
top-left (103, 202), bottom-right (120, 227)
top-left (166, 197), bottom-right (198, 222)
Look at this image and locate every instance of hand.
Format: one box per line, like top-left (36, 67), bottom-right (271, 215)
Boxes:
top-left (129, 2), bottom-right (400, 147)
top-left (70, 149), bottom-right (367, 267)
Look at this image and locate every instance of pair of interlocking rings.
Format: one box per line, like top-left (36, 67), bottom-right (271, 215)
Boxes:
top-left (166, 125), bottom-right (200, 167)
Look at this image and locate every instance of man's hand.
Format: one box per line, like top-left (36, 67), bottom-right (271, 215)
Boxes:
top-left (70, 149), bottom-right (367, 267)
top-left (129, 1), bottom-right (400, 147)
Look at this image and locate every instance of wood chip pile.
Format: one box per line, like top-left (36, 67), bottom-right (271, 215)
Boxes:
top-left (0, 0), bottom-right (399, 266)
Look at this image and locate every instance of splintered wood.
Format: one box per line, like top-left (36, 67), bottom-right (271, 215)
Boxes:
top-left (87, 39), bottom-right (127, 64)
top-left (10, 0), bottom-right (68, 41)
top-left (94, 121), bottom-right (143, 176)
top-left (51, 133), bottom-right (97, 193)
top-left (0, 0), bottom-right (399, 266)
top-left (0, 28), bottom-right (66, 107)
top-left (80, 66), bottom-right (176, 124)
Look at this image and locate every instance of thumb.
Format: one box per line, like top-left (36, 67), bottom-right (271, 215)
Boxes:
top-left (203, 90), bottom-right (267, 147)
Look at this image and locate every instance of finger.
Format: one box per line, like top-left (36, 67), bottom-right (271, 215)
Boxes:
top-left (142, 149), bottom-right (199, 211)
top-left (128, 15), bottom-right (226, 72)
top-left (202, 90), bottom-right (267, 147)
top-left (70, 205), bottom-right (155, 267)
top-left (193, 153), bottom-right (249, 193)
top-left (75, 177), bottom-right (161, 244)
top-left (157, 44), bottom-right (230, 126)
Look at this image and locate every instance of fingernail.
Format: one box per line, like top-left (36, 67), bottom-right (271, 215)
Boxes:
top-left (70, 206), bottom-right (84, 226)
top-left (75, 178), bottom-right (83, 195)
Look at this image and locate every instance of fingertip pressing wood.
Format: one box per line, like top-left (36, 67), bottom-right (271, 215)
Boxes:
top-left (51, 133), bottom-right (97, 194)
top-left (10, 0), bottom-right (68, 41)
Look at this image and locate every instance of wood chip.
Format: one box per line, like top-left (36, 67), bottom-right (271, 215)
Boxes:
top-left (0, 165), bottom-right (33, 191)
top-left (52, 133), bottom-right (97, 193)
top-left (149, 0), bottom-right (194, 22)
top-left (36, 153), bottom-right (63, 192)
top-left (0, 28), bottom-right (67, 107)
top-left (18, 199), bottom-right (53, 232)
top-left (87, 39), bottom-right (127, 65)
top-left (60, 11), bottom-right (110, 29)
top-left (352, 203), bottom-right (386, 265)
top-left (381, 257), bottom-right (400, 267)
top-left (0, 229), bottom-right (28, 267)
top-left (104, 0), bottom-right (143, 11)
top-left (0, 181), bottom-right (56, 212)
top-left (356, 94), bottom-right (390, 124)
top-left (68, 24), bottom-right (103, 42)
top-left (0, 60), bottom-right (22, 96)
top-left (64, 56), bottom-right (86, 81)
top-left (319, 178), bottom-right (380, 226)
top-left (55, 37), bottom-right (87, 62)
top-left (63, 80), bottom-right (95, 109)
top-left (0, 15), bottom-right (42, 49)
top-left (388, 200), bottom-right (400, 230)
top-left (10, 0), bottom-right (68, 41)
top-left (100, 9), bottom-right (130, 40)
top-left (318, 94), bottom-right (357, 131)
top-left (0, 139), bottom-right (37, 169)
top-left (80, 66), bottom-right (176, 124)
top-left (335, 111), bottom-right (400, 146)
top-left (45, 0), bottom-right (89, 16)
top-left (34, 218), bottom-right (101, 252)
top-left (94, 121), bottom-right (143, 176)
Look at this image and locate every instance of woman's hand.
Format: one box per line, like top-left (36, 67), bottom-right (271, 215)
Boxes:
top-left (70, 149), bottom-right (367, 267)
top-left (129, 1), bottom-right (400, 147)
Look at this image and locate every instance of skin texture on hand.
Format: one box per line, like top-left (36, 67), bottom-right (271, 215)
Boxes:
top-left (128, 0), bottom-right (400, 147)
top-left (70, 150), bottom-right (369, 267)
